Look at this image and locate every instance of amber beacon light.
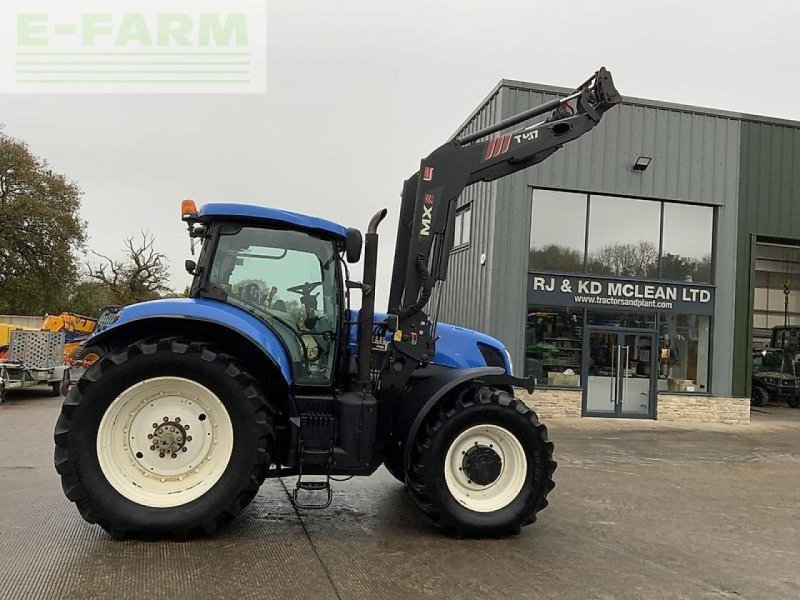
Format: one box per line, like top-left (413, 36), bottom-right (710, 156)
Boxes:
top-left (181, 199), bottom-right (198, 220)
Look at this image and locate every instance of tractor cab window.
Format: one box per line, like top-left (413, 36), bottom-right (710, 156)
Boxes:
top-left (208, 226), bottom-right (340, 385)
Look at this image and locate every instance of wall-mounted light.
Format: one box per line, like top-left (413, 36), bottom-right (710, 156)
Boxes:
top-left (632, 156), bottom-right (652, 172)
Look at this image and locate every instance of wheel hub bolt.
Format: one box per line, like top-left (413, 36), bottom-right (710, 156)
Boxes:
top-left (150, 419), bottom-right (189, 458)
top-left (181, 447), bottom-right (188, 453)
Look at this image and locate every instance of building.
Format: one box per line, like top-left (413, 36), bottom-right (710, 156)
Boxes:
top-left (437, 79), bottom-right (800, 424)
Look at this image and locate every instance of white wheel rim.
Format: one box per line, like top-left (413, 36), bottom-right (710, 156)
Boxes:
top-left (444, 424), bottom-right (527, 513)
top-left (96, 377), bottom-right (234, 508)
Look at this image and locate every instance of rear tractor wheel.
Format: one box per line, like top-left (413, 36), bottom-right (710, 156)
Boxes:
top-left (406, 386), bottom-right (556, 538)
top-left (54, 337), bottom-right (274, 538)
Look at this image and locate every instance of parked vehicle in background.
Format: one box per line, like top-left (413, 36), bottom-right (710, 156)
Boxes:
top-left (1, 311), bottom-right (108, 363)
top-left (0, 307), bottom-right (124, 398)
top-left (42, 312), bottom-right (98, 360)
top-left (751, 348), bottom-right (800, 408)
top-left (0, 330), bottom-right (70, 402)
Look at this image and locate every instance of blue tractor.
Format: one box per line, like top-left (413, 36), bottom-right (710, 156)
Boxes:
top-left (54, 69), bottom-right (620, 538)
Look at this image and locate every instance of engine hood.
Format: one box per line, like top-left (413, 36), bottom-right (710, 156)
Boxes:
top-left (348, 311), bottom-right (511, 373)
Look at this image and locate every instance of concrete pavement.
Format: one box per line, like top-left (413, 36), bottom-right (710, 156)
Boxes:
top-left (1, 389), bottom-right (799, 600)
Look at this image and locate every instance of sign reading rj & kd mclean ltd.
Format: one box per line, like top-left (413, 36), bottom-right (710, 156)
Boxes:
top-left (528, 273), bottom-right (715, 316)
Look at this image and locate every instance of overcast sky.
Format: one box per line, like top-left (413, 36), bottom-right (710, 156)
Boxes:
top-left (3, 0), bottom-right (799, 305)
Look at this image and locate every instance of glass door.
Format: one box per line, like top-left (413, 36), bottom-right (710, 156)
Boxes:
top-left (584, 328), bottom-right (656, 418)
top-left (585, 330), bottom-right (618, 415)
top-left (617, 332), bottom-right (655, 417)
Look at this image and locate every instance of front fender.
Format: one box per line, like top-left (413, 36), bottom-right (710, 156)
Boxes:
top-left (397, 366), bottom-right (531, 470)
top-left (89, 298), bottom-right (293, 385)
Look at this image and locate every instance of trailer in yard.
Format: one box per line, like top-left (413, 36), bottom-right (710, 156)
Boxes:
top-left (0, 330), bottom-right (69, 402)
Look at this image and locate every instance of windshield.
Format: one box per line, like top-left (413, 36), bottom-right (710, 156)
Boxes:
top-left (208, 226), bottom-right (340, 384)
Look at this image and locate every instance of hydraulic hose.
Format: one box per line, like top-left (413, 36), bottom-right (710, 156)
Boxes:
top-left (397, 256), bottom-right (433, 321)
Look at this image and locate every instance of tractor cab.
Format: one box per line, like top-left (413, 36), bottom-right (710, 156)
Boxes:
top-left (184, 202), bottom-right (356, 386)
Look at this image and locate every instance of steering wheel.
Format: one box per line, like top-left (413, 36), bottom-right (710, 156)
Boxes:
top-left (287, 281), bottom-right (323, 296)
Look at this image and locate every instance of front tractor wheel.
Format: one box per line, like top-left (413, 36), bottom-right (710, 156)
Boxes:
top-left (407, 387), bottom-right (556, 538)
top-left (54, 338), bottom-right (274, 538)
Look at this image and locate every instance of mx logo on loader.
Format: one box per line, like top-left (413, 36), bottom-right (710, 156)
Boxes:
top-left (420, 193), bottom-right (435, 236)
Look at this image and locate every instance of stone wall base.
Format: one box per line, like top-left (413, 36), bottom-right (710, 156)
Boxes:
top-left (516, 388), bottom-right (750, 425)
top-left (657, 394), bottom-right (750, 425)
top-left (515, 388), bottom-right (582, 419)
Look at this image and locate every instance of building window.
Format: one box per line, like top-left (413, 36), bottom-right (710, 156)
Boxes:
top-left (453, 204), bottom-right (471, 248)
top-left (526, 190), bottom-right (715, 396)
top-left (528, 189), bottom-right (716, 285)
top-left (661, 203), bottom-right (713, 283)
top-left (525, 306), bottom-right (583, 387)
top-left (529, 190), bottom-right (587, 273)
top-left (657, 314), bottom-right (710, 393)
top-left (525, 306), bottom-right (712, 393)
top-left (586, 195), bottom-right (660, 279)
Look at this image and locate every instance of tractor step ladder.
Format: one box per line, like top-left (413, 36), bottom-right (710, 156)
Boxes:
top-left (292, 441), bottom-right (333, 510)
top-left (292, 396), bottom-right (335, 510)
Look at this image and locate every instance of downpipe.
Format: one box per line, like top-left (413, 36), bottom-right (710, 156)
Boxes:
top-left (356, 208), bottom-right (388, 386)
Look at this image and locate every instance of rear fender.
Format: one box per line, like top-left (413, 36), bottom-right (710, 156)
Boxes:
top-left (86, 310), bottom-right (293, 414)
top-left (396, 366), bottom-right (533, 470)
top-left (90, 299), bottom-right (292, 381)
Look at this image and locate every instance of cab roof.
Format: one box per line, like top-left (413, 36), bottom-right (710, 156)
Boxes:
top-left (197, 203), bottom-right (348, 239)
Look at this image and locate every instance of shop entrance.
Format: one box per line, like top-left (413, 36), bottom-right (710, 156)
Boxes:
top-left (583, 327), bottom-right (657, 418)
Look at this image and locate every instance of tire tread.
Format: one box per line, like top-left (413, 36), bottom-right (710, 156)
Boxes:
top-left (53, 337), bottom-right (273, 538)
top-left (405, 386), bottom-right (556, 538)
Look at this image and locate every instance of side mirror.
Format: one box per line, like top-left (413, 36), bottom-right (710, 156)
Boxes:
top-left (346, 228), bottom-right (362, 263)
top-left (185, 259), bottom-right (198, 276)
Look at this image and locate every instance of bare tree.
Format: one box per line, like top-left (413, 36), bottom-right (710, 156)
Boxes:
top-left (589, 241), bottom-right (658, 278)
top-left (88, 231), bottom-right (172, 305)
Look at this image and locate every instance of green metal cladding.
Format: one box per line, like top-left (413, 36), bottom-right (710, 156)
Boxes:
top-left (733, 120), bottom-right (800, 396)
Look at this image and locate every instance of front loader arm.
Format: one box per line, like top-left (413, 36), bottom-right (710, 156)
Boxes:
top-left (388, 67), bottom-right (621, 320)
top-left (372, 67), bottom-right (621, 405)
